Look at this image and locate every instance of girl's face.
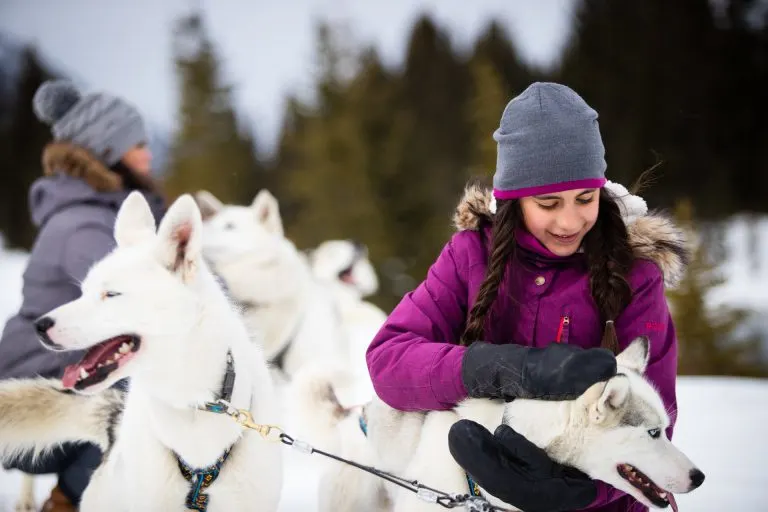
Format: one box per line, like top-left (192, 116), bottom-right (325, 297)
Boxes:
top-left (520, 188), bottom-right (600, 256)
top-left (121, 143), bottom-right (152, 175)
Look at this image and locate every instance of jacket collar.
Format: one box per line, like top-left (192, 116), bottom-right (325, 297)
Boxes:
top-left (42, 142), bottom-right (124, 192)
top-left (453, 184), bottom-right (691, 287)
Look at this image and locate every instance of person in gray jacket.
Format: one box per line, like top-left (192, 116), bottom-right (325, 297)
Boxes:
top-left (0, 80), bottom-right (165, 511)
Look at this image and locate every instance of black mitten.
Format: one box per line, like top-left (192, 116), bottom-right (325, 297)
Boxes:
top-left (448, 419), bottom-right (597, 512)
top-left (461, 342), bottom-right (616, 401)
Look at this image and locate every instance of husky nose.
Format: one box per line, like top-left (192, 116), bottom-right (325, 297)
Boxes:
top-left (689, 468), bottom-right (705, 490)
top-left (34, 317), bottom-right (64, 350)
top-left (35, 316), bottom-right (54, 335)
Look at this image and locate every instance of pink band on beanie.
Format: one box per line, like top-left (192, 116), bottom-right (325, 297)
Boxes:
top-left (493, 178), bottom-right (607, 200)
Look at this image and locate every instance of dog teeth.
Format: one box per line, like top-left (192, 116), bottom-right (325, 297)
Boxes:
top-left (659, 492), bottom-right (667, 499)
top-left (119, 343), bottom-right (131, 354)
top-left (79, 368), bottom-right (89, 380)
top-left (114, 353), bottom-right (122, 360)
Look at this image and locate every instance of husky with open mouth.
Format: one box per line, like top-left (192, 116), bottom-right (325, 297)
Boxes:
top-left (309, 239), bottom-right (380, 299)
top-left (291, 337), bottom-right (705, 512)
top-left (0, 192), bottom-right (282, 511)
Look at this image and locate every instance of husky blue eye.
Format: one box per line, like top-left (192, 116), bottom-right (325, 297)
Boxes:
top-left (648, 428), bottom-right (661, 438)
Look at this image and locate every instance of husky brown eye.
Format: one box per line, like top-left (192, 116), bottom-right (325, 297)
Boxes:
top-left (102, 291), bottom-right (121, 299)
top-left (648, 428), bottom-right (661, 439)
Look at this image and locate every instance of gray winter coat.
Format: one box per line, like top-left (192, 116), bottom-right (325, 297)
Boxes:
top-left (0, 142), bottom-right (164, 380)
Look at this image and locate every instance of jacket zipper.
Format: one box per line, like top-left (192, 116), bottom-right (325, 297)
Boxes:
top-left (556, 315), bottom-right (570, 343)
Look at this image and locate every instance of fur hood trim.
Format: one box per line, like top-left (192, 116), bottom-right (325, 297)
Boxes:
top-left (452, 185), bottom-right (691, 287)
top-left (42, 142), bottom-right (123, 192)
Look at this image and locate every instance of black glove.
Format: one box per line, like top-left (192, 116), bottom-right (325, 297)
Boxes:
top-left (448, 419), bottom-right (597, 512)
top-left (461, 342), bottom-right (616, 401)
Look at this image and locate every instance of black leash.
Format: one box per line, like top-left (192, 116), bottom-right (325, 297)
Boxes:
top-left (197, 358), bottom-right (515, 511)
top-left (276, 431), bottom-right (500, 510)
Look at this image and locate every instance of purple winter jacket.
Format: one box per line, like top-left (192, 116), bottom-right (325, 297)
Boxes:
top-left (366, 185), bottom-right (690, 512)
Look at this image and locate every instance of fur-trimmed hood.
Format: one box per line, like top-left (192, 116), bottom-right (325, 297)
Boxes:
top-left (452, 185), bottom-right (691, 287)
top-left (42, 142), bottom-right (125, 192)
top-left (30, 142), bottom-right (164, 228)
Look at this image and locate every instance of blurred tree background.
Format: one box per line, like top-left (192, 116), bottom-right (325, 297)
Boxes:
top-left (1, 0), bottom-right (766, 375)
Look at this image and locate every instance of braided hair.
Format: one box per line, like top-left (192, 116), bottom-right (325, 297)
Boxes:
top-left (460, 189), bottom-right (633, 353)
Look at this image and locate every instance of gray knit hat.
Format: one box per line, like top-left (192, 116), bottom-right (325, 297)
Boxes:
top-left (492, 82), bottom-right (606, 200)
top-left (33, 80), bottom-right (147, 166)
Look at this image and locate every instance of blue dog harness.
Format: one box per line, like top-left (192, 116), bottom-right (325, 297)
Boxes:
top-left (175, 446), bottom-right (234, 511)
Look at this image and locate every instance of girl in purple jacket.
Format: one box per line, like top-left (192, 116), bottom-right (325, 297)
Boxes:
top-left (366, 82), bottom-right (690, 512)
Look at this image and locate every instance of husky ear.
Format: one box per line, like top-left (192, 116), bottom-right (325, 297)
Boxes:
top-left (251, 189), bottom-right (283, 236)
top-left (592, 375), bottom-right (630, 423)
top-left (616, 336), bottom-right (650, 374)
top-left (155, 194), bottom-right (203, 282)
top-left (194, 190), bottom-right (223, 221)
top-left (114, 191), bottom-right (156, 247)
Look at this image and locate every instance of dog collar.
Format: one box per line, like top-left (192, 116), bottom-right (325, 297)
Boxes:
top-left (199, 350), bottom-right (236, 414)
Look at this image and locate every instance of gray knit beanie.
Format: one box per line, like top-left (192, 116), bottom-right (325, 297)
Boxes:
top-left (492, 82), bottom-right (606, 200)
top-left (33, 80), bottom-right (147, 166)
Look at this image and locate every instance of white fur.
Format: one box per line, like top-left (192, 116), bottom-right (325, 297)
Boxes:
top-left (309, 239), bottom-right (388, 404)
top-left (294, 338), bottom-right (704, 511)
top-left (195, 190), bottom-right (367, 406)
top-left (309, 239), bottom-right (380, 299)
top-left (14, 474), bottom-right (35, 512)
top-left (0, 192), bottom-right (282, 511)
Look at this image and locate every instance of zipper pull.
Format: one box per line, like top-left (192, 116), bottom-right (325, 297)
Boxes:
top-left (555, 315), bottom-right (569, 343)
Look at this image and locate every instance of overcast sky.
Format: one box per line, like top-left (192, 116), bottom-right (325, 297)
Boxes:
top-left (0, 0), bottom-right (578, 151)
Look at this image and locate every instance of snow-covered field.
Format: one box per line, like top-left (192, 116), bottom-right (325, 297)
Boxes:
top-left (1, 377), bottom-right (764, 511)
top-left (0, 217), bottom-right (767, 511)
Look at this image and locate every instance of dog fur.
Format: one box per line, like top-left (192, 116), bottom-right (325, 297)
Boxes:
top-left (0, 192), bottom-right (282, 511)
top-left (195, 190), bottom-right (368, 406)
top-left (290, 338), bottom-right (704, 512)
top-left (308, 239), bottom-right (388, 404)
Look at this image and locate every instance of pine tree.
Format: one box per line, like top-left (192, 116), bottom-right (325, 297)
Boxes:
top-left (276, 25), bottom-right (390, 262)
top-left (389, 16), bottom-right (472, 282)
top-left (466, 55), bottom-right (506, 180)
top-left (667, 199), bottom-right (767, 377)
top-left (471, 21), bottom-right (536, 96)
top-left (164, 13), bottom-right (264, 204)
top-left (0, 47), bottom-right (55, 250)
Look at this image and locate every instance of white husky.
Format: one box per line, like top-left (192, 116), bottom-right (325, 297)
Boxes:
top-left (0, 192), bottom-right (282, 511)
top-left (195, 190), bottom-right (366, 405)
top-left (308, 239), bottom-right (388, 403)
top-left (309, 239), bottom-right (380, 299)
top-left (290, 338), bottom-right (704, 512)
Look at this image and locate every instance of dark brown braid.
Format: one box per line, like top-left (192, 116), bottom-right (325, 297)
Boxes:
top-left (460, 189), bottom-right (635, 353)
top-left (583, 191), bottom-right (634, 353)
top-left (459, 199), bottom-right (522, 346)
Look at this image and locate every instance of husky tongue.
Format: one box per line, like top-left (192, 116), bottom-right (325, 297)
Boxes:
top-left (61, 336), bottom-right (131, 389)
top-left (668, 493), bottom-right (678, 512)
